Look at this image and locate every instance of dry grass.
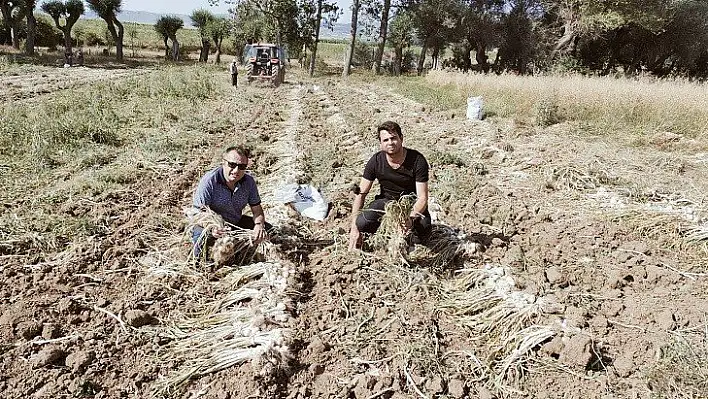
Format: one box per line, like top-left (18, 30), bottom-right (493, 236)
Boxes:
top-left (411, 224), bottom-right (481, 270)
top-left (614, 211), bottom-right (701, 255)
top-left (369, 195), bottom-right (416, 261)
top-left (645, 332), bottom-right (708, 399)
top-left (686, 224), bottom-right (708, 244)
top-left (156, 261), bottom-right (294, 394)
top-left (543, 163), bottom-right (620, 192)
top-left (425, 70), bottom-right (708, 136)
top-left (185, 207), bottom-right (265, 266)
top-left (440, 265), bottom-right (563, 393)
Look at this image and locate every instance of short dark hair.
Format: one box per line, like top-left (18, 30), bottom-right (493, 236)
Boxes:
top-left (224, 145), bottom-right (251, 158)
top-left (376, 121), bottom-right (402, 141)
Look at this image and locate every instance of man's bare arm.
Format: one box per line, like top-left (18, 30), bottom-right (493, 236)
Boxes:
top-left (348, 178), bottom-right (374, 250)
top-left (412, 181), bottom-right (429, 218)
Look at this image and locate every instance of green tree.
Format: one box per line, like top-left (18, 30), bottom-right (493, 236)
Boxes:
top-left (300, 0), bottom-right (339, 76)
top-left (0, 0), bottom-right (22, 48)
top-left (228, 2), bottom-right (265, 60)
top-left (370, 0), bottom-right (393, 74)
top-left (410, 0), bottom-right (457, 74)
top-left (495, 0), bottom-right (537, 74)
top-left (256, 0), bottom-right (299, 46)
top-left (155, 15), bottom-right (183, 61)
top-left (539, 0), bottom-right (672, 58)
top-left (190, 8), bottom-right (214, 62)
top-left (86, 0), bottom-right (125, 61)
top-left (22, 0), bottom-right (37, 55)
top-left (343, 0), bottom-right (361, 77)
top-left (41, 0), bottom-right (84, 64)
top-left (219, 0), bottom-right (299, 46)
top-left (453, 0), bottom-right (505, 72)
top-left (388, 9), bottom-right (415, 75)
top-left (207, 17), bottom-right (231, 63)
top-left (212, 0), bottom-right (327, 61)
top-left (34, 14), bottom-right (61, 47)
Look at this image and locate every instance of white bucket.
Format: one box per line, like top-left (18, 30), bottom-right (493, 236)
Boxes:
top-left (466, 96), bottom-right (484, 120)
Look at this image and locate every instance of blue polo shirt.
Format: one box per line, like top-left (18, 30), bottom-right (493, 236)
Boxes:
top-left (193, 167), bottom-right (261, 225)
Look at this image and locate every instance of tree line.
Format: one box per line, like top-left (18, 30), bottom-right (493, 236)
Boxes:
top-left (1, 0), bottom-right (123, 63)
top-left (0, 0), bottom-right (340, 71)
top-left (211, 0), bottom-right (708, 78)
top-left (3, 0), bottom-right (708, 78)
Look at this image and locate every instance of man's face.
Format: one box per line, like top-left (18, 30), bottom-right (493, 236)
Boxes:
top-left (222, 151), bottom-right (248, 183)
top-left (379, 129), bottom-right (403, 156)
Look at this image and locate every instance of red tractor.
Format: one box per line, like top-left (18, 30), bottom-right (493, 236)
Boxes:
top-left (244, 44), bottom-right (286, 87)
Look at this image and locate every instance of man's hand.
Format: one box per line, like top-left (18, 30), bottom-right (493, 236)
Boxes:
top-left (253, 223), bottom-right (268, 245)
top-left (348, 226), bottom-right (362, 251)
top-left (404, 213), bottom-right (421, 234)
top-left (212, 226), bottom-right (232, 238)
top-left (402, 216), bottom-right (413, 234)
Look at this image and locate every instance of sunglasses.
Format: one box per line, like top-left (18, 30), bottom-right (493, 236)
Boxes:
top-left (223, 159), bottom-right (248, 170)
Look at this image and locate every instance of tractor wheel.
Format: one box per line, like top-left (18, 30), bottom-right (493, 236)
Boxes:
top-left (246, 64), bottom-right (254, 84)
top-left (271, 65), bottom-right (280, 87)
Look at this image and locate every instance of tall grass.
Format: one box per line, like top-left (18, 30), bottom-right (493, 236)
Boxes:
top-left (0, 66), bottom-right (218, 162)
top-left (73, 18), bottom-right (203, 51)
top-left (395, 70), bottom-right (708, 137)
top-left (0, 65), bottom-right (229, 256)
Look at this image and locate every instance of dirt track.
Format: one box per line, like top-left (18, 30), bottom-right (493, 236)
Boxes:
top-left (0, 65), bottom-right (146, 102)
top-left (1, 66), bottom-right (707, 399)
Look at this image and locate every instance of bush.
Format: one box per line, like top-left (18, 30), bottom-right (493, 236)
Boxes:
top-left (352, 41), bottom-right (374, 67)
top-left (534, 96), bottom-right (562, 127)
top-left (83, 31), bottom-right (106, 46)
top-left (383, 50), bottom-right (417, 75)
top-left (0, 19), bottom-right (27, 45)
top-left (35, 17), bottom-right (63, 48)
top-left (550, 55), bottom-right (590, 75)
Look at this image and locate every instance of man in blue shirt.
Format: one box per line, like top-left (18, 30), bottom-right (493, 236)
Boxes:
top-left (192, 146), bottom-right (270, 258)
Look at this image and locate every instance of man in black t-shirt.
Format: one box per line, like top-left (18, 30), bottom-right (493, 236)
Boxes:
top-left (348, 121), bottom-right (432, 250)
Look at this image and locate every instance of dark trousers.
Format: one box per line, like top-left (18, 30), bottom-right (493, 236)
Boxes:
top-left (355, 198), bottom-right (431, 240)
top-left (191, 216), bottom-right (272, 259)
top-left (231, 73), bottom-right (238, 86)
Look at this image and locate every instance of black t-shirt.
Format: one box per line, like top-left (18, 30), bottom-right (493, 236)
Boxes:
top-left (363, 148), bottom-right (429, 200)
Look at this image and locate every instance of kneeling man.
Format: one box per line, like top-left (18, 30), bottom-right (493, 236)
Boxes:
top-left (348, 121), bottom-right (431, 250)
top-left (192, 146), bottom-right (270, 257)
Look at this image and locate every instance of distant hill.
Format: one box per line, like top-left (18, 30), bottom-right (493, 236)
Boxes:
top-left (81, 10), bottom-right (351, 39)
top-left (82, 9), bottom-right (196, 28)
top-left (321, 22), bottom-right (350, 40)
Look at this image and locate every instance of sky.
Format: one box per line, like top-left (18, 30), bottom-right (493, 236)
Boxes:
top-left (120, 0), bottom-right (353, 20)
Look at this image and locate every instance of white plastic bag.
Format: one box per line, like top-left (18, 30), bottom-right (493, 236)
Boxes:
top-left (466, 96), bottom-right (484, 120)
top-left (274, 183), bottom-right (329, 221)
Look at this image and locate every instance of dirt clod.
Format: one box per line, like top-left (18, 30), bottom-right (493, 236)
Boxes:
top-left (655, 310), bottom-right (676, 331)
top-left (613, 354), bottom-right (636, 377)
top-left (0, 311), bottom-right (15, 327)
top-left (31, 346), bottom-right (66, 368)
top-left (66, 350), bottom-right (95, 372)
top-left (477, 386), bottom-right (494, 399)
top-left (448, 379), bottom-right (466, 398)
top-left (308, 363), bottom-right (325, 375)
top-left (306, 336), bottom-right (328, 356)
top-left (41, 324), bottom-right (60, 340)
top-left (559, 334), bottom-right (594, 368)
top-left (541, 335), bottom-right (565, 357)
top-left (545, 266), bottom-right (565, 286)
top-left (124, 310), bottom-right (155, 327)
top-left (17, 321), bottom-right (42, 340)
top-left (425, 376), bottom-right (445, 393)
